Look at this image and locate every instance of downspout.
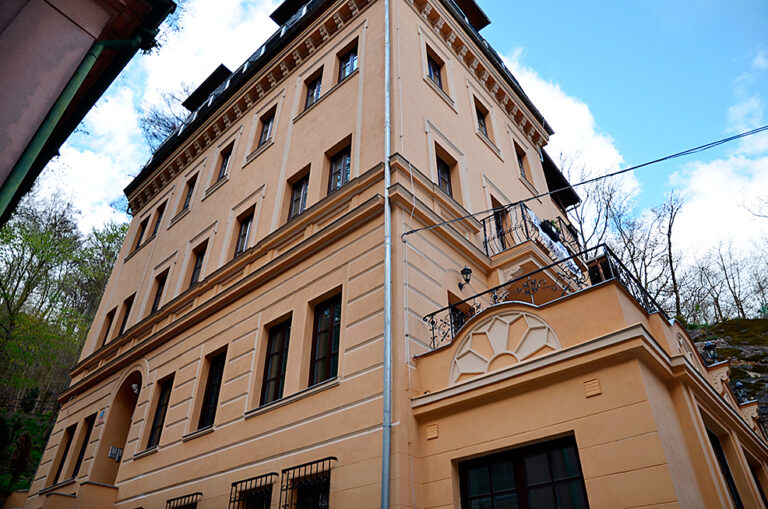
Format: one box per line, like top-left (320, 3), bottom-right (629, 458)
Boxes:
top-left (0, 33), bottom-right (152, 219)
top-left (381, 0), bottom-right (393, 506)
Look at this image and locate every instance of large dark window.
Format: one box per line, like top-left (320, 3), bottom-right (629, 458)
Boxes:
top-left (459, 436), bottom-right (589, 509)
top-left (258, 113), bottom-right (275, 147)
top-left (279, 457), bottom-right (335, 509)
top-left (217, 144), bottom-right (233, 181)
top-left (71, 415), bottom-right (95, 479)
top-left (117, 294), bottom-right (134, 336)
top-left (134, 217), bottom-right (149, 250)
top-left (234, 212), bottom-right (253, 257)
top-left (198, 350), bottom-right (226, 429)
top-left (309, 295), bottom-right (341, 386)
top-left (707, 428), bottom-right (744, 509)
top-left (327, 147), bottom-right (351, 194)
top-left (261, 320), bottom-right (291, 405)
top-left (147, 377), bottom-right (174, 448)
top-left (190, 245), bottom-right (207, 287)
top-left (151, 272), bottom-right (167, 314)
top-left (182, 175), bottom-right (197, 210)
top-left (305, 75), bottom-right (322, 109)
top-left (51, 424), bottom-right (76, 485)
top-left (289, 176), bottom-right (309, 220)
top-left (151, 202), bottom-right (166, 237)
top-left (100, 309), bottom-right (115, 347)
top-left (229, 472), bottom-right (277, 509)
top-left (436, 156), bottom-right (452, 197)
top-left (338, 47), bottom-right (358, 82)
top-left (427, 52), bottom-right (443, 90)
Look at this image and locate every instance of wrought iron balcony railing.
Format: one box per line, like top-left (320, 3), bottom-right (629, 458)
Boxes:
top-left (422, 244), bottom-right (667, 349)
top-left (481, 203), bottom-right (580, 258)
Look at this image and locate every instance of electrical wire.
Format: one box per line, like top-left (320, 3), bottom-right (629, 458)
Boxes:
top-left (400, 124), bottom-right (768, 240)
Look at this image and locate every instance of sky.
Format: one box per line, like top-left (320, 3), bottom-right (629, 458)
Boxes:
top-left (37, 0), bottom-right (768, 256)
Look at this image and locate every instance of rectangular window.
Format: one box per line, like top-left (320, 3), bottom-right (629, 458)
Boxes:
top-left (134, 217), bottom-right (149, 250)
top-left (477, 108), bottom-right (488, 137)
top-left (182, 175), bottom-right (197, 211)
top-left (229, 473), bottom-right (277, 509)
top-left (459, 435), bottom-right (589, 509)
top-left (338, 47), bottom-right (358, 82)
top-left (117, 294), bottom-right (134, 336)
top-left (707, 428), bottom-right (744, 509)
top-left (305, 75), bottom-right (322, 109)
top-left (166, 492), bottom-right (202, 509)
top-left (217, 144), bottom-right (233, 182)
top-left (151, 272), bottom-right (167, 314)
top-left (51, 424), bottom-right (77, 485)
top-left (198, 350), bottom-right (226, 429)
top-left (490, 196), bottom-right (508, 252)
top-left (190, 244), bottom-right (207, 287)
top-left (147, 377), bottom-right (174, 449)
top-left (515, 143), bottom-right (530, 182)
top-left (71, 414), bottom-right (95, 479)
top-left (279, 457), bottom-right (335, 509)
top-left (100, 308), bottom-right (115, 347)
top-left (436, 156), bottom-right (452, 197)
top-left (327, 147), bottom-right (351, 194)
top-left (427, 52), bottom-right (443, 90)
top-left (309, 295), bottom-right (341, 386)
top-left (258, 113), bottom-right (275, 147)
top-left (261, 320), bottom-right (291, 406)
top-left (151, 202), bottom-right (166, 237)
top-left (289, 176), bottom-right (309, 220)
top-left (234, 212), bottom-right (254, 257)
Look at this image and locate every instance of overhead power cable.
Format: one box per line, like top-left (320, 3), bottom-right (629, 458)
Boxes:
top-left (401, 124), bottom-right (768, 240)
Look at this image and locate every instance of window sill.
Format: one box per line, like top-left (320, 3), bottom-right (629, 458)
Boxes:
top-left (123, 234), bottom-right (156, 263)
top-left (476, 130), bottom-right (503, 160)
top-left (132, 446), bottom-right (158, 460)
top-left (182, 425), bottom-right (214, 442)
top-left (169, 207), bottom-right (190, 229)
top-left (293, 68), bottom-right (359, 123)
top-left (39, 478), bottom-right (76, 495)
top-left (423, 75), bottom-right (457, 112)
top-left (202, 176), bottom-right (229, 202)
top-left (244, 139), bottom-right (274, 167)
top-left (244, 377), bottom-right (339, 420)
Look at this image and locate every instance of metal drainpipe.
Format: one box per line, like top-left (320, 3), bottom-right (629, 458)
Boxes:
top-left (0, 35), bottom-right (146, 217)
top-left (381, 0), bottom-right (393, 505)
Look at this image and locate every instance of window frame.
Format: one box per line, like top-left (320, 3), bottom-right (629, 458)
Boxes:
top-left (182, 174), bottom-right (198, 211)
top-left (51, 424), bottom-right (77, 485)
top-left (436, 156), bottom-right (452, 197)
top-left (707, 428), bottom-right (745, 509)
top-left (197, 350), bottom-right (227, 430)
top-left (304, 72), bottom-right (323, 110)
top-left (260, 319), bottom-right (292, 406)
top-left (189, 243), bottom-right (207, 287)
top-left (100, 308), bottom-right (115, 347)
top-left (117, 294), bottom-right (135, 337)
top-left (133, 217), bottom-right (149, 250)
top-left (327, 146), bottom-right (351, 195)
top-left (308, 295), bottom-right (342, 387)
top-left (234, 211), bottom-right (254, 258)
top-left (427, 51), bottom-right (443, 90)
top-left (147, 376), bottom-right (174, 449)
top-left (70, 415), bottom-right (95, 479)
top-left (258, 112), bottom-right (275, 148)
top-left (151, 271), bottom-right (168, 314)
top-left (217, 143), bottom-right (234, 182)
top-left (338, 46), bottom-right (358, 82)
top-left (151, 202), bottom-right (166, 237)
top-left (289, 175), bottom-right (309, 220)
top-left (458, 435), bottom-right (589, 509)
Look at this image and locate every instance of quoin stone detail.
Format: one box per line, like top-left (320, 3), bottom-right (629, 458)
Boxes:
top-left (449, 310), bottom-right (560, 384)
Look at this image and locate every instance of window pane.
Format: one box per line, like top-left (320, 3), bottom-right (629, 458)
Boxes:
top-left (468, 466), bottom-right (491, 496)
top-left (491, 461), bottom-right (515, 491)
top-left (494, 493), bottom-right (518, 509)
top-left (527, 485), bottom-right (555, 509)
top-left (524, 452), bottom-right (551, 485)
top-left (555, 480), bottom-right (588, 509)
top-left (470, 497), bottom-right (493, 509)
top-left (551, 445), bottom-right (580, 480)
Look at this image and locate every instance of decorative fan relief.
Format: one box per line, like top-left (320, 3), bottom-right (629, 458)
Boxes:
top-left (449, 311), bottom-right (561, 385)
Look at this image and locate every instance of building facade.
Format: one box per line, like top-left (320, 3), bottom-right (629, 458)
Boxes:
top-left (24, 0), bottom-right (768, 508)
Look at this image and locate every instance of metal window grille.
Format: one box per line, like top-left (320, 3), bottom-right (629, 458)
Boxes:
top-left (165, 492), bottom-right (202, 509)
top-left (229, 472), bottom-right (277, 509)
top-left (279, 456), bottom-right (337, 509)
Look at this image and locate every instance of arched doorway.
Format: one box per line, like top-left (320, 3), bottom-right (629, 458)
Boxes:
top-left (90, 371), bottom-right (141, 485)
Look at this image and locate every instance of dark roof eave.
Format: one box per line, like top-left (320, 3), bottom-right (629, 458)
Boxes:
top-left (542, 150), bottom-right (580, 208)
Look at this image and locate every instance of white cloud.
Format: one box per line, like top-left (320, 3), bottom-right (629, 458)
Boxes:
top-left (501, 49), bottom-right (627, 179)
top-left (671, 155), bottom-right (768, 255)
top-left (753, 50), bottom-right (768, 71)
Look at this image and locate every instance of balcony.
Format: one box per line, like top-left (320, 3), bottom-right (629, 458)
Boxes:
top-left (481, 203), bottom-right (580, 258)
top-left (422, 244), bottom-right (667, 349)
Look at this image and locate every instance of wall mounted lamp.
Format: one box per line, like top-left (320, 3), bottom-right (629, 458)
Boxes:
top-left (458, 266), bottom-right (472, 291)
top-left (702, 341), bottom-right (717, 365)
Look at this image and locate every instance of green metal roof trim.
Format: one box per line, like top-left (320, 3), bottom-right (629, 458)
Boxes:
top-left (0, 0), bottom-right (177, 227)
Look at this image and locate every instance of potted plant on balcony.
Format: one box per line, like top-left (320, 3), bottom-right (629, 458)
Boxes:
top-left (540, 219), bottom-right (561, 242)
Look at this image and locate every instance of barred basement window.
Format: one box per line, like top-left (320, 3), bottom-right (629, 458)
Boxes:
top-left (279, 456), bottom-right (337, 509)
top-left (165, 492), bottom-right (202, 509)
top-left (229, 472), bottom-right (278, 509)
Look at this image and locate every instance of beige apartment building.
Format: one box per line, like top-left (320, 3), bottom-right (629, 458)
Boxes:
top-left (23, 0), bottom-right (768, 508)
